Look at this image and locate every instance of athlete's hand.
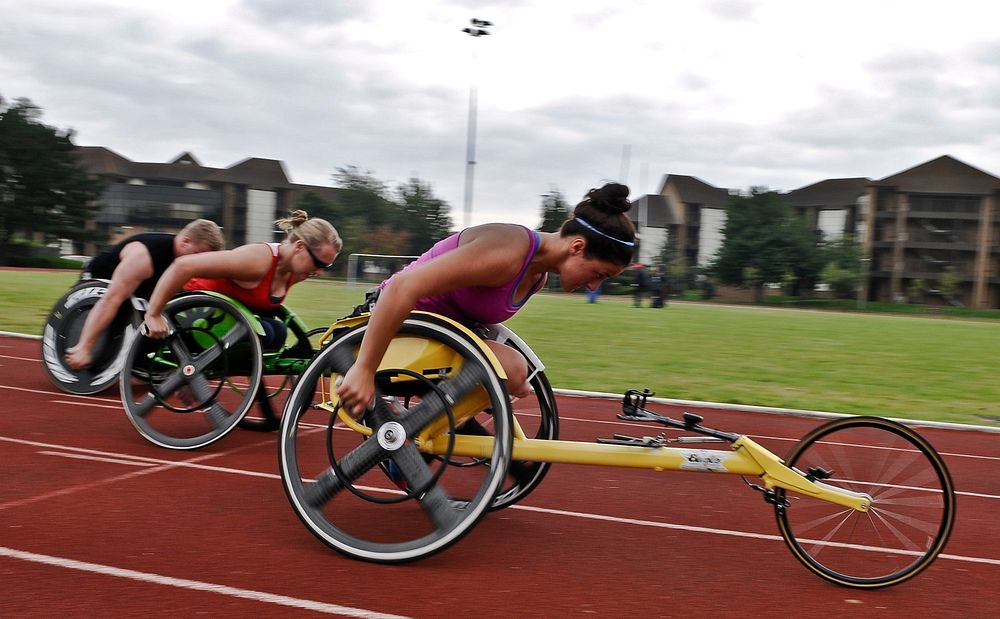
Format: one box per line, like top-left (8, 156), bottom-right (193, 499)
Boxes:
top-left (142, 313), bottom-right (170, 339)
top-left (336, 365), bottom-right (376, 417)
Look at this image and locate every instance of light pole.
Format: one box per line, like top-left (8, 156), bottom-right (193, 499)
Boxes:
top-left (461, 18), bottom-right (491, 230)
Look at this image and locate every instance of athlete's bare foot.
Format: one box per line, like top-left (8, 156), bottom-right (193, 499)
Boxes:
top-left (64, 346), bottom-right (92, 370)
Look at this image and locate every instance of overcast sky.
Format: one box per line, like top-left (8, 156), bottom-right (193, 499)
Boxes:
top-left (4, 0), bottom-right (1000, 230)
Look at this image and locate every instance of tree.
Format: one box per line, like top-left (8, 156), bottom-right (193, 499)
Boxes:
top-left (396, 177), bottom-right (453, 255)
top-left (708, 189), bottom-right (821, 302)
top-left (537, 189), bottom-right (570, 232)
top-left (327, 165), bottom-right (404, 268)
top-left (331, 165), bottom-right (397, 227)
top-left (295, 190), bottom-right (339, 223)
top-left (0, 96), bottom-right (103, 263)
top-left (818, 235), bottom-right (863, 299)
top-left (937, 266), bottom-right (961, 306)
top-left (907, 278), bottom-right (925, 304)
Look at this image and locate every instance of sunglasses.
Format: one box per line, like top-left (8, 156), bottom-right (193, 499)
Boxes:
top-left (303, 242), bottom-right (334, 270)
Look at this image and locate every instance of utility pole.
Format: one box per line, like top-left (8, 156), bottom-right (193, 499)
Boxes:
top-left (461, 18), bottom-right (491, 230)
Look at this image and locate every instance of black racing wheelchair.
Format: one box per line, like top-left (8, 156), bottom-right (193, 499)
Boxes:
top-left (42, 278), bottom-right (142, 395)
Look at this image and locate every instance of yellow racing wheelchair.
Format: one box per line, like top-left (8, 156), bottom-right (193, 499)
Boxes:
top-left (119, 291), bottom-right (327, 449)
top-left (278, 311), bottom-right (956, 589)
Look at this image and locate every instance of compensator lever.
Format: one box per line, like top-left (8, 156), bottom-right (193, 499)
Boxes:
top-left (596, 433), bottom-right (667, 448)
top-left (617, 388), bottom-right (741, 443)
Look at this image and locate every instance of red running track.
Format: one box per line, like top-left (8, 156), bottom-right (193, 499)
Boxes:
top-left (1, 334), bottom-right (998, 618)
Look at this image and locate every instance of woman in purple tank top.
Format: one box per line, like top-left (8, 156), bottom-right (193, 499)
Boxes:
top-left (337, 182), bottom-right (637, 416)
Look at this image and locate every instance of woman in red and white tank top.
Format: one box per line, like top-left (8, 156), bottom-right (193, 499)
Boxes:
top-left (141, 210), bottom-right (342, 347)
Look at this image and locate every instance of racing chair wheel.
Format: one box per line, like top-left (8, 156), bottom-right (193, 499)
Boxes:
top-left (119, 293), bottom-right (263, 449)
top-left (279, 314), bottom-right (513, 563)
top-left (237, 325), bottom-right (330, 432)
top-left (41, 279), bottom-right (140, 395)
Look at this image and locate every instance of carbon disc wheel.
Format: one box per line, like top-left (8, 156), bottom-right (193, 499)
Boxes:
top-left (279, 315), bottom-right (513, 563)
top-left (120, 294), bottom-right (263, 449)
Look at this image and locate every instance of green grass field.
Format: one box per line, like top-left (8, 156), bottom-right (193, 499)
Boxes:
top-left (5, 269), bottom-right (999, 427)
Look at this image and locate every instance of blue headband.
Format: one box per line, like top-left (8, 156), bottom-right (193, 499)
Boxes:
top-left (574, 217), bottom-right (635, 247)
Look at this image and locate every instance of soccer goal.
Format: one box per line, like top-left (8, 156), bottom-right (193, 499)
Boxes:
top-left (346, 253), bottom-right (419, 288)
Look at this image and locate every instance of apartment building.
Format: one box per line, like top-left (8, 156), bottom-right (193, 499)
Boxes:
top-left (636, 155), bottom-right (1000, 308)
top-left (75, 147), bottom-right (343, 251)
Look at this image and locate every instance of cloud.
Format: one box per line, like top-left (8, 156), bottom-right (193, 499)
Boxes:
top-left (6, 0), bottom-right (1000, 228)
top-left (703, 0), bottom-right (759, 22)
top-left (238, 0), bottom-right (371, 26)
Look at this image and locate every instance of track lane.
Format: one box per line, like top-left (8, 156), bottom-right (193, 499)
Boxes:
top-left (2, 334), bottom-right (998, 618)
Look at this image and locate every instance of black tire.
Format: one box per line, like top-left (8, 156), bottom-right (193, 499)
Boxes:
top-left (774, 416), bottom-right (956, 588)
top-left (120, 294), bottom-right (263, 449)
top-left (279, 315), bottom-right (513, 563)
top-left (237, 325), bottom-right (328, 432)
top-left (493, 368), bottom-right (559, 509)
top-left (41, 279), bottom-right (140, 395)
top-left (445, 368), bottom-right (558, 511)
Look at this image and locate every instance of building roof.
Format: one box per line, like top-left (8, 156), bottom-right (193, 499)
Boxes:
top-left (661, 174), bottom-right (730, 207)
top-left (783, 177), bottom-right (869, 208)
top-left (871, 155), bottom-right (1000, 194)
top-left (75, 146), bottom-right (132, 175)
top-left (635, 194), bottom-right (674, 227)
top-left (76, 147), bottom-right (294, 188)
top-left (204, 157), bottom-right (291, 188)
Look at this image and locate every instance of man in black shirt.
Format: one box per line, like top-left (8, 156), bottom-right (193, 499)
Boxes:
top-left (64, 219), bottom-right (224, 370)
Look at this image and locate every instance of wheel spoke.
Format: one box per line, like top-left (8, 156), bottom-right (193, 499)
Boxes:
top-left (400, 363), bottom-right (487, 435)
top-left (393, 441), bottom-right (463, 530)
top-left (218, 320), bottom-right (250, 351)
top-left (776, 418), bottom-right (954, 587)
top-left (149, 368), bottom-right (187, 399)
top-left (201, 403), bottom-right (230, 430)
top-left (304, 438), bottom-right (386, 508)
top-left (131, 392), bottom-right (159, 418)
top-left (325, 343), bottom-right (355, 376)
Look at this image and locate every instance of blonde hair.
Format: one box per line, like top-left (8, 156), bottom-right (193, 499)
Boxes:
top-left (275, 210), bottom-right (342, 253)
top-left (179, 219), bottom-right (225, 251)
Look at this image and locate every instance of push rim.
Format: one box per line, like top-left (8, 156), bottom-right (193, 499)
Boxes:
top-left (120, 294), bottom-right (263, 449)
top-left (279, 316), bottom-right (513, 563)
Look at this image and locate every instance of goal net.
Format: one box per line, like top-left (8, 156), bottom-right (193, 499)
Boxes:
top-left (346, 253), bottom-right (419, 288)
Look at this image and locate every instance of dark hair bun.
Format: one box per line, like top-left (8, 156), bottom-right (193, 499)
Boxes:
top-left (586, 182), bottom-right (631, 214)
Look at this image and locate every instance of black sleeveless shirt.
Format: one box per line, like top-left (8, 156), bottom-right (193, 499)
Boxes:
top-left (86, 233), bottom-right (176, 300)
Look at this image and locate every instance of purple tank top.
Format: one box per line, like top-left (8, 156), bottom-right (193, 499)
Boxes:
top-left (381, 226), bottom-right (545, 325)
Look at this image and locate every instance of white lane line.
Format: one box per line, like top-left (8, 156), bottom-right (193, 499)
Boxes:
top-left (38, 451), bottom-right (157, 467)
top-left (6, 433), bottom-right (1000, 504)
top-left (0, 435), bottom-right (276, 512)
top-left (561, 411), bottom-right (1000, 463)
top-left (510, 504), bottom-right (1000, 566)
top-left (3, 436), bottom-right (999, 568)
top-left (0, 354), bottom-right (41, 362)
top-left (0, 546), bottom-right (408, 619)
top-left (0, 383), bottom-right (120, 405)
top-left (51, 399), bottom-right (123, 410)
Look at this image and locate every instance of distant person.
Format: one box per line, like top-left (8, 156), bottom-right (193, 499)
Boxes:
top-left (141, 211), bottom-right (341, 350)
top-left (64, 219), bottom-right (224, 370)
top-left (651, 267), bottom-right (666, 308)
top-left (336, 182), bottom-right (636, 416)
top-left (586, 283), bottom-right (602, 303)
top-left (632, 264), bottom-right (648, 307)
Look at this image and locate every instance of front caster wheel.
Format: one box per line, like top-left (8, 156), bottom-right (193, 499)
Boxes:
top-left (774, 416), bottom-right (956, 588)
